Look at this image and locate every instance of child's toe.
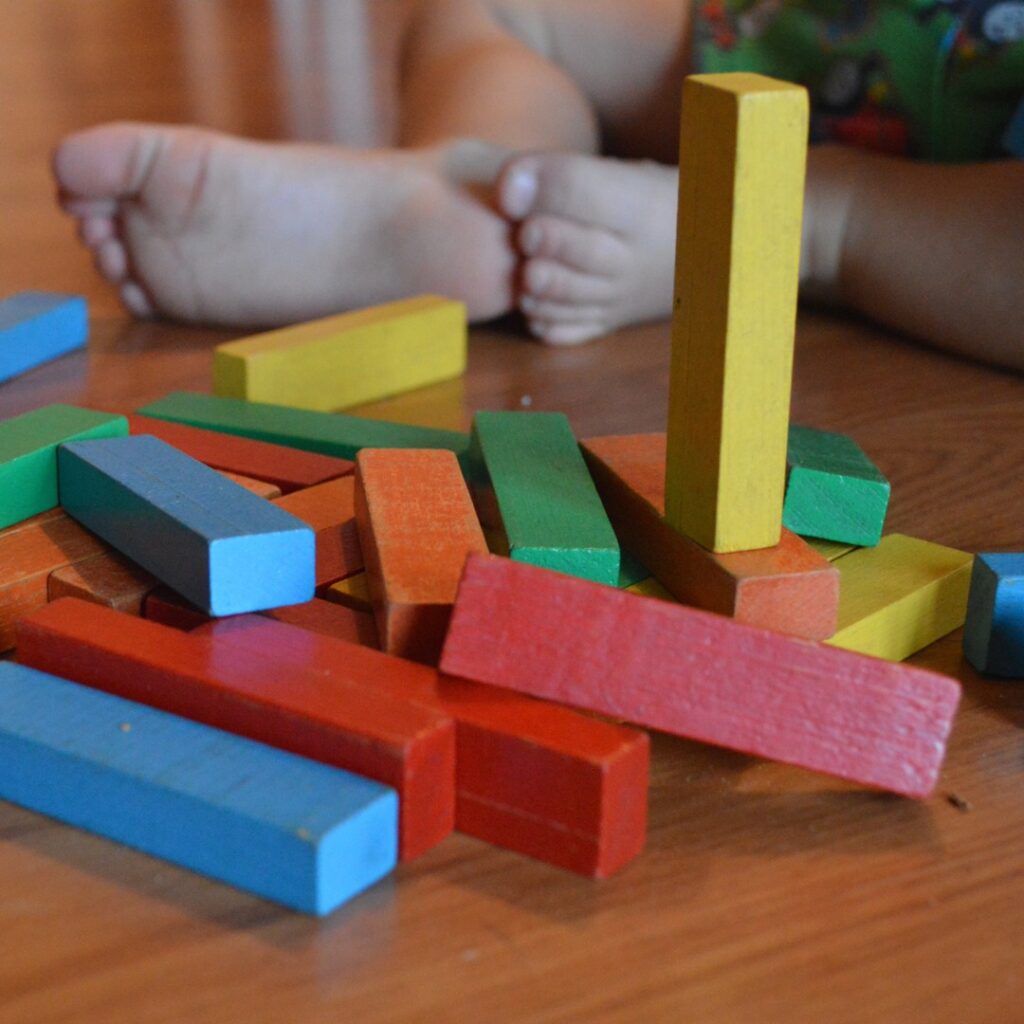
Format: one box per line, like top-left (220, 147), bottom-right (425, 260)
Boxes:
top-left (79, 215), bottom-right (118, 247)
top-left (527, 318), bottom-right (608, 346)
top-left (95, 239), bottom-right (128, 282)
top-left (518, 216), bottom-right (627, 276)
top-left (523, 258), bottom-right (618, 305)
top-left (120, 281), bottom-right (155, 318)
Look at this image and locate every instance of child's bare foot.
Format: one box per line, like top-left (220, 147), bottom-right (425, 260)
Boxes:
top-left (54, 124), bottom-right (516, 327)
top-left (496, 152), bottom-right (678, 344)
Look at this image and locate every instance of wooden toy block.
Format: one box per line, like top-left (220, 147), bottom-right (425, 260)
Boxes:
top-left (665, 74), bottom-right (808, 553)
top-left (17, 598), bottom-right (455, 860)
top-left (352, 374), bottom-right (468, 432)
top-left (617, 550), bottom-right (650, 588)
top-left (471, 412), bottom-right (620, 585)
top-left (58, 435), bottom-right (315, 615)
top-left (481, 526), bottom-right (510, 557)
top-left (324, 571), bottom-right (372, 612)
top-left (0, 404), bottom-right (128, 529)
top-left (1004, 98), bottom-right (1024, 158)
top-left (194, 615), bottom-right (649, 878)
top-left (143, 586), bottom-right (210, 631)
top-left (137, 391), bottom-right (472, 472)
top-left (626, 577), bottom-right (675, 602)
top-left (827, 535), bottom-right (973, 661)
top-left (213, 295), bottom-right (467, 412)
top-left (215, 470), bottom-right (281, 499)
top-left (806, 538), bottom-right (859, 562)
top-left (581, 434), bottom-right (839, 640)
top-left (0, 292), bottom-right (88, 384)
top-left (783, 425), bottom-right (890, 546)
top-left (0, 508), bottom-right (109, 651)
top-left (0, 661), bottom-right (397, 915)
top-left (441, 553), bottom-right (961, 799)
top-left (128, 413), bottom-right (353, 492)
top-left (48, 550), bottom-right (157, 615)
top-left (355, 449), bottom-right (487, 664)
top-left (263, 597), bottom-right (379, 649)
top-left (962, 553), bottom-right (1024, 677)
top-left (271, 475), bottom-right (362, 586)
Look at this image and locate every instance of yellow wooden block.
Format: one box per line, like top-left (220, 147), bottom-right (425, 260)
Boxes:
top-left (625, 577), bottom-right (676, 602)
top-left (324, 571), bottom-right (372, 613)
top-left (665, 74), bottom-right (808, 553)
top-left (826, 534), bottom-right (973, 661)
top-left (213, 295), bottom-right (467, 412)
top-left (806, 538), bottom-right (859, 562)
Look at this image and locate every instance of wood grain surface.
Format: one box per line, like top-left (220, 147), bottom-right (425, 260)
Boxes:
top-left (2, 3), bottom-right (1023, 1022)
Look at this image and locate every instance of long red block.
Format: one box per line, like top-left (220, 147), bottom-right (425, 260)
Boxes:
top-left (263, 597), bottom-right (379, 648)
top-left (441, 554), bottom-right (961, 799)
top-left (0, 508), bottom-right (108, 651)
top-left (355, 449), bottom-right (487, 664)
top-left (128, 413), bottom-right (353, 493)
top-left (272, 476), bottom-right (362, 586)
top-left (194, 614), bottom-right (648, 877)
top-left (17, 598), bottom-right (455, 860)
top-left (581, 434), bottom-right (838, 639)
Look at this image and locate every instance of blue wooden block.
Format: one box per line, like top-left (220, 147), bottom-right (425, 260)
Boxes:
top-left (0, 292), bottom-right (88, 384)
top-left (58, 435), bottom-right (315, 615)
top-left (1004, 99), bottom-right (1024, 158)
top-left (963, 553), bottom-right (1024, 678)
top-left (0, 661), bottom-right (397, 914)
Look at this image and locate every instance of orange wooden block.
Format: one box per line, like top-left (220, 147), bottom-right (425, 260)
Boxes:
top-left (354, 449), bottom-right (487, 664)
top-left (128, 413), bottom-right (353, 493)
top-left (0, 508), bottom-right (108, 651)
top-left (263, 597), bottom-right (379, 648)
top-left (216, 470), bottom-right (281, 499)
top-left (143, 585), bottom-right (210, 631)
top-left (48, 550), bottom-right (157, 614)
top-left (272, 476), bottom-right (362, 586)
top-left (581, 434), bottom-right (839, 640)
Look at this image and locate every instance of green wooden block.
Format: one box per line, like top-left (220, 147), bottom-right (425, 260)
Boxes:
top-left (471, 411), bottom-right (619, 585)
top-left (0, 404), bottom-right (128, 529)
top-left (617, 549), bottom-right (650, 589)
top-left (783, 425), bottom-right (890, 547)
top-left (137, 391), bottom-right (472, 473)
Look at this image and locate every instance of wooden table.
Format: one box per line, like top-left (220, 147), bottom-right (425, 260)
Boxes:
top-left (2, 3), bottom-right (1023, 1021)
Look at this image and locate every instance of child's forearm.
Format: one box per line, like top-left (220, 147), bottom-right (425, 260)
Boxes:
top-left (804, 145), bottom-right (1024, 371)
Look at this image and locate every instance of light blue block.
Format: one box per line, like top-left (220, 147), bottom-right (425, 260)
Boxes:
top-left (963, 553), bottom-right (1024, 678)
top-left (0, 292), bottom-right (88, 384)
top-left (1004, 99), bottom-right (1024, 158)
top-left (58, 435), bottom-right (315, 615)
top-left (0, 662), bottom-right (397, 914)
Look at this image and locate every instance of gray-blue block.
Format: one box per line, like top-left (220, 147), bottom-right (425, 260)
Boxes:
top-left (0, 292), bottom-right (88, 384)
top-left (963, 553), bottom-right (1024, 678)
top-left (0, 662), bottom-right (397, 914)
top-left (58, 434), bottom-right (315, 615)
top-left (1004, 98), bottom-right (1024, 158)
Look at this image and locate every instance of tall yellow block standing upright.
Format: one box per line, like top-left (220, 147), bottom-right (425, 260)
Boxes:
top-left (664, 74), bottom-right (808, 553)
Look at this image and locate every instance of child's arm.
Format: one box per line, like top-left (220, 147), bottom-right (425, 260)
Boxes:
top-left (803, 145), bottom-right (1024, 372)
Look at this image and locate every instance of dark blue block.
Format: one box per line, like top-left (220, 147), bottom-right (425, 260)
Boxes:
top-left (58, 435), bottom-right (315, 615)
top-left (963, 553), bottom-right (1024, 678)
top-left (0, 292), bottom-right (88, 384)
top-left (1004, 99), bottom-right (1024, 158)
top-left (0, 662), bottom-right (398, 914)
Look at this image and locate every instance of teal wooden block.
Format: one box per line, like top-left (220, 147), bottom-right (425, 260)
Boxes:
top-left (963, 553), bottom-right (1024, 678)
top-left (783, 425), bottom-right (890, 547)
top-left (137, 391), bottom-right (472, 473)
top-left (471, 411), bottom-right (620, 585)
top-left (58, 435), bottom-right (315, 615)
top-left (0, 292), bottom-right (88, 384)
top-left (0, 404), bottom-right (128, 529)
top-left (0, 661), bottom-right (397, 915)
top-left (617, 549), bottom-right (650, 588)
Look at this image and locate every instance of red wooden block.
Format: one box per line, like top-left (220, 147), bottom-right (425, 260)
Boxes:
top-left (194, 614), bottom-right (648, 877)
top-left (262, 597), bottom-right (379, 648)
top-left (48, 550), bottom-right (157, 614)
top-left (441, 553), bottom-right (962, 799)
top-left (0, 508), bottom-right (108, 651)
top-left (128, 413), bottom-right (353, 493)
top-left (355, 448), bottom-right (487, 664)
top-left (143, 585), bottom-right (211, 630)
top-left (17, 598), bottom-right (454, 860)
top-left (581, 434), bottom-right (839, 640)
top-left (272, 476), bottom-right (362, 586)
